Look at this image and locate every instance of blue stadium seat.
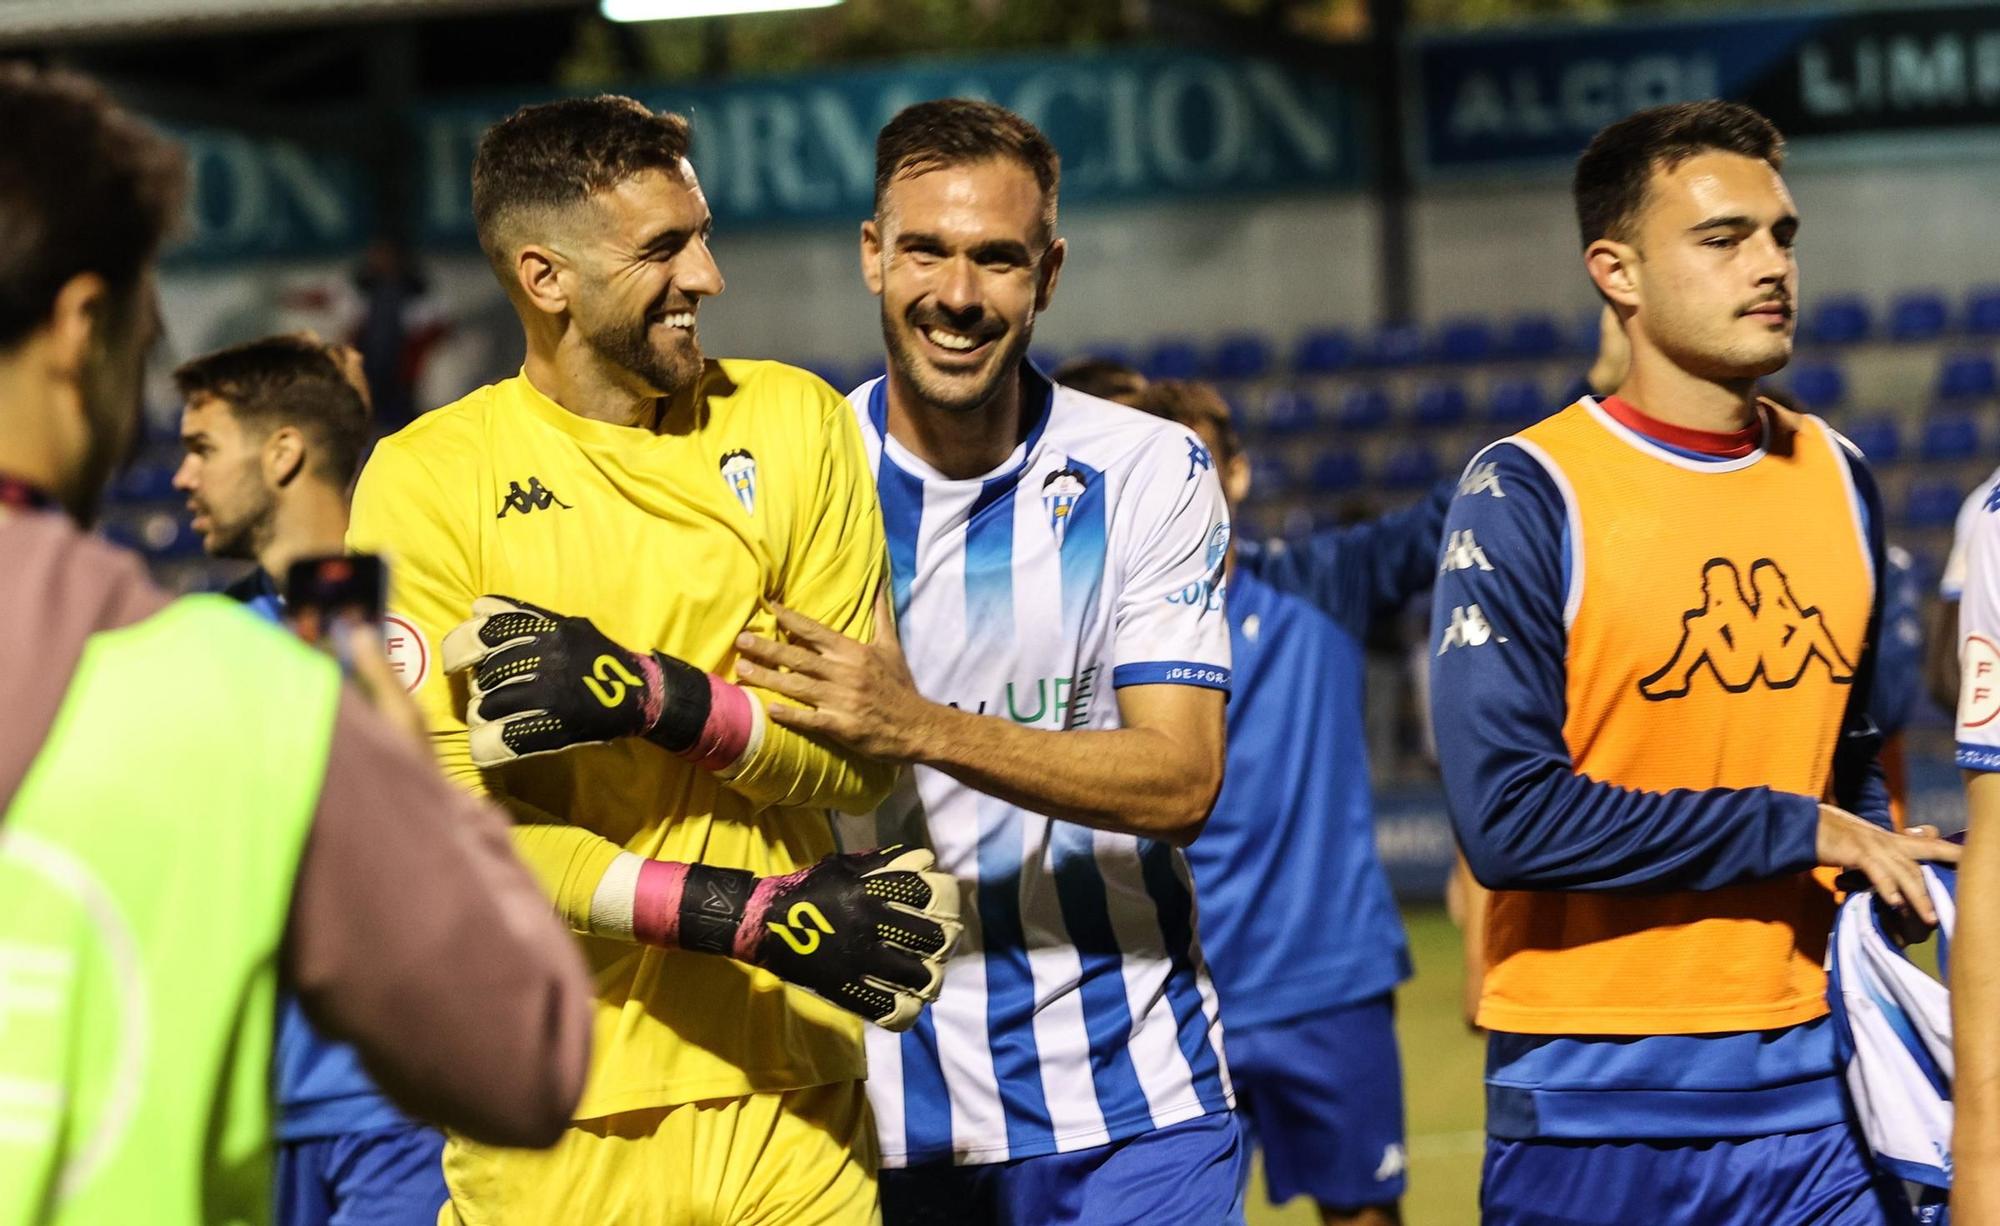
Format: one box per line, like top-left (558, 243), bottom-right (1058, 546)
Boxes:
top-left (1294, 328), bottom-right (1357, 376)
top-left (1333, 387), bottom-right (1394, 432)
top-left (1786, 362), bottom-right (1847, 411)
top-left (113, 462), bottom-right (178, 505)
top-left (1360, 323), bottom-right (1425, 368)
top-left (1434, 318), bottom-right (1495, 365)
top-left (805, 361), bottom-right (847, 392)
top-left (1249, 455), bottom-right (1294, 498)
top-left (1907, 480), bottom-right (1966, 528)
top-left (1568, 311), bottom-right (1604, 357)
top-left (1919, 412), bottom-right (1982, 461)
top-left (1487, 378), bottom-right (1546, 424)
top-left (1309, 451), bottom-right (1364, 493)
top-left (1211, 334), bottom-right (1273, 382)
top-left (1938, 353), bottom-right (1999, 402)
top-left (1142, 339), bottom-right (1203, 381)
top-left (1500, 314), bottom-right (1564, 361)
top-left (1379, 446), bottom-right (1442, 490)
top-left (1263, 389), bottom-right (1321, 434)
top-left (1841, 417), bottom-right (1902, 465)
top-left (1412, 382), bottom-right (1470, 428)
top-left (1029, 349), bottom-right (1063, 376)
top-left (1889, 291), bottom-right (1951, 343)
top-left (1559, 376), bottom-right (1594, 406)
top-left (1802, 296), bottom-right (1872, 346)
top-left (1969, 287), bottom-right (2000, 337)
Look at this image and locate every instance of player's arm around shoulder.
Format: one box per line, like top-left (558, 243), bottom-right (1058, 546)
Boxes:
top-left (734, 423), bottom-right (1227, 846)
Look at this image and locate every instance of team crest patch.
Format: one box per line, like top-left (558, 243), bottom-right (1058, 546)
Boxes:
top-left (383, 613), bottom-right (431, 694)
top-left (720, 449), bottom-right (757, 515)
top-left (1042, 466), bottom-right (1087, 547)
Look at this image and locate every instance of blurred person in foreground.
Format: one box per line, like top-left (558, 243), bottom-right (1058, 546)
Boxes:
top-left (732, 99), bottom-right (1239, 1222)
top-left (1951, 466), bottom-right (2000, 1218)
top-left (1133, 379), bottom-right (1448, 1226)
top-left (344, 95), bottom-right (959, 1225)
top-left (173, 334), bottom-right (454, 1225)
top-left (1431, 100), bottom-right (1959, 1223)
top-left (0, 62), bottom-right (592, 1226)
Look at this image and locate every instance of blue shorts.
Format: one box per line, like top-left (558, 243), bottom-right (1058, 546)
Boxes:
top-left (276, 1123), bottom-right (447, 1226)
top-left (1226, 994), bottom-right (1406, 1211)
top-left (880, 1110), bottom-right (1246, 1226)
top-left (1482, 1122), bottom-right (1913, 1226)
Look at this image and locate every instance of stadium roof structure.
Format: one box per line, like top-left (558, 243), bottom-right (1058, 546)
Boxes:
top-left (0, 0), bottom-right (578, 46)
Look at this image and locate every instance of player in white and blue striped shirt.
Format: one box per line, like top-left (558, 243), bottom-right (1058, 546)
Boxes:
top-left (734, 99), bottom-right (1240, 1224)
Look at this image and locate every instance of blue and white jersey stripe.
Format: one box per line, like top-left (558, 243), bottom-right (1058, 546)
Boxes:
top-left (841, 367), bottom-right (1234, 1167)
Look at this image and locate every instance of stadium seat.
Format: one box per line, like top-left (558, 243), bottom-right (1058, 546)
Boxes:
top-left (1333, 387), bottom-right (1394, 432)
top-left (1559, 376), bottom-right (1594, 406)
top-left (806, 360), bottom-right (847, 391)
top-left (1802, 296), bottom-right (1872, 346)
top-left (1918, 412), bottom-right (1981, 461)
top-left (1840, 417), bottom-right (1901, 465)
top-left (1028, 349), bottom-right (1062, 376)
top-left (1434, 318), bottom-right (1495, 365)
top-left (1568, 311), bottom-right (1604, 357)
top-left (1937, 353), bottom-right (1999, 402)
top-left (113, 462), bottom-right (179, 505)
top-left (1786, 363), bottom-right (1847, 411)
top-left (1906, 480), bottom-right (1966, 528)
top-left (1360, 323), bottom-right (1425, 368)
top-left (1211, 334), bottom-right (1273, 382)
top-left (1142, 339), bottom-right (1203, 381)
top-left (1969, 287), bottom-right (2000, 337)
top-left (1500, 314), bottom-right (1563, 361)
top-left (1309, 450), bottom-right (1364, 493)
top-left (1249, 455), bottom-right (1294, 498)
top-left (1379, 446), bottom-right (1442, 490)
top-left (1412, 382), bottom-right (1470, 428)
top-left (1486, 378), bottom-right (1546, 424)
top-left (1293, 328), bottom-right (1357, 376)
top-left (1262, 388), bottom-right (1321, 434)
top-left (1888, 291), bottom-right (1950, 343)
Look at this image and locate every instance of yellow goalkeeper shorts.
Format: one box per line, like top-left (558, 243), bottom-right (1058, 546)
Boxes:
top-left (436, 1080), bottom-right (878, 1225)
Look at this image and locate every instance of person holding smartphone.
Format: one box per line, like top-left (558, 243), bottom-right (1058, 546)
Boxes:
top-left (172, 333), bottom-right (453, 1225)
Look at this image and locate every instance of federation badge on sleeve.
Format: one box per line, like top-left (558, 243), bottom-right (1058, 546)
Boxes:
top-left (1042, 466), bottom-right (1086, 547)
top-left (720, 449), bottom-right (757, 515)
top-left (1961, 634), bottom-right (2000, 730)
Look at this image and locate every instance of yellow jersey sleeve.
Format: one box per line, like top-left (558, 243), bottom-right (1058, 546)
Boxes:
top-left (347, 429), bottom-right (626, 932)
top-left (722, 389), bottom-right (898, 815)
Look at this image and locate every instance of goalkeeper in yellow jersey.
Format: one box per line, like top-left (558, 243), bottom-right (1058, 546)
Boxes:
top-left (345, 96), bottom-right (960, 1225)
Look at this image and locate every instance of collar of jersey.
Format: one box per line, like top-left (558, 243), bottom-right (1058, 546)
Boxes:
top-left (509, 367), bottom-right (693, 445)
top-left (1581, 395), bottom-right (1770, 474)
top-left (868, 362), bottom-right (1056, 488)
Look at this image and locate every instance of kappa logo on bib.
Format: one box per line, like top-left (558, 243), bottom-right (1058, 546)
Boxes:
top-left (1640, 558), bottom-right (1856, 701)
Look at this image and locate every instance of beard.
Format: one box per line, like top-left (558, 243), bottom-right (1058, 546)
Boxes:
top-left (581, 310), bottom-right (704, 399)
top-left (881, 301), bottom-right (1035, 415)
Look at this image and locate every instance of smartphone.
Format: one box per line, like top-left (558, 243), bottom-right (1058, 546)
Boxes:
top-left (285, 554), bottom-right (386, 650)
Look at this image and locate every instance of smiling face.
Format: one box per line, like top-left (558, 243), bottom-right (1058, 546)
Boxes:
top-left (1596, 151), bottom-right (1799, 382)
top-left (566, 163), bottom-right (723, 397)
top-left (863, 156), bottom-right (1064, 415)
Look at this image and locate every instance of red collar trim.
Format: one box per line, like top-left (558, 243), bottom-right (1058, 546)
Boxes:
top-left (1600, 396), bottom-right (1761, 458)
top-left (0, 475), bottom-right (57, 512)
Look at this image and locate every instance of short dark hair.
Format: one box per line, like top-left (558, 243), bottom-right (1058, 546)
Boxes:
top-left (173, 335), bottom-right (372, 484)
top-left (1573, 101), bottom-right (1785, 249)
top-left (875, 99), bottom-right (1060, 244)
top-left (1054, 357), bottom-right (1147, 406)
top-left (0, 62), bottom-right (185, 350)
top-left (471, 95), bottom-right (693, 275)
top-left (1130, 379), bottom-right (1241, 462)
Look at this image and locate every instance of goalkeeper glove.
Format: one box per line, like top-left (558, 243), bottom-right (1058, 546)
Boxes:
top-left (441, 595), bottom-right (758, 770)
top-left (645, 845), bottom-right (961, 1031)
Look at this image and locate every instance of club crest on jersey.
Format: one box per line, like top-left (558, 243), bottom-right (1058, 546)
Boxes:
top-left (1041, 466), bottom-right (1087, 546)
top-left (1639, 558), bottom-right (1856, 701)
top-left (720, 449), bottom-right (757, 515)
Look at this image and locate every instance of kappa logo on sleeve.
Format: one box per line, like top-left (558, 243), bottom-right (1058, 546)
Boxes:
top-left (1440, 529), bottom-right (1494, 574)
top-left (1437, 603), bottom-right (1505, 655)
top-left (1961, 635), bottom-right (2000, 729)
top-left (1458, 462), bottom-right (1505, 499)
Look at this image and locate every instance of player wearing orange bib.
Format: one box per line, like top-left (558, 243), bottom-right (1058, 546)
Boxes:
top-left (347, 97), bottom-right (960, 1225)
top-left (1429, 101), bottom-right (1960, 1224)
